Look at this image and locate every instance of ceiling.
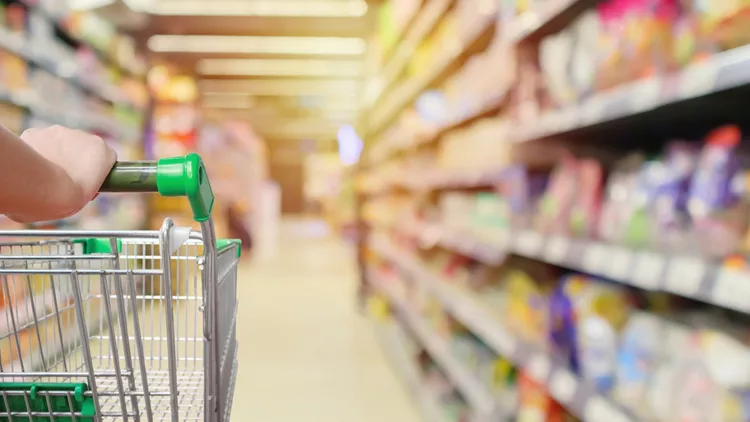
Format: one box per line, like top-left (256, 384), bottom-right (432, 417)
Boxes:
top-left (96, 0), bottom-right (376, 146)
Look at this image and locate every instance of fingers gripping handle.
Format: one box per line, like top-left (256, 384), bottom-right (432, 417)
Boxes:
top-left (100, 153), bottom-right (215, 222)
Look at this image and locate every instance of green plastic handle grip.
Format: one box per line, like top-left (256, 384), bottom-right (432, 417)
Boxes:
top-left (100, 153), bottom-right (214, 222)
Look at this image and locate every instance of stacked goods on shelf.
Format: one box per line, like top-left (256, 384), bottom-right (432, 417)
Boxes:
top-left (372, 231), bottom-right (750, 422)
top-left (359, 0), bottom-right (750, 421)
top-left (372, 0), bottom-right (424, 67)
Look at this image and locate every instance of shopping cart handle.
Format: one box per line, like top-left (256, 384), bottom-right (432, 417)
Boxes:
top-left (100, 153), bottom-right (214, 222)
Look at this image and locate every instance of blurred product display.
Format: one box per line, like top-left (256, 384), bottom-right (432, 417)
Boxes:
top-left (0, 0), bottom-right (149, 231)
top-left (359, 0), bottom-right (750, 421)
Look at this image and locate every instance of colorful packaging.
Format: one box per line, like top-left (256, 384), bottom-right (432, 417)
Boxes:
top-left (596, 0), bottom-right (628, 89)
top-left (598, 154), bottom-right (644, 242)
top-left (548, 275), bottom-right (582, 373)
top-left (536, 155), bottom-right (579, 235)
top-left (687, 125), bottom-right (748, 255)
top-left (572, 279), bottom-right (631, 393)
top-left (504, 264), bottom-right (556, 346)
top-left (569, 159), bottom-right (604, 238)
top-left (614, 312), bottom-right (665, 418)
top-left (569, 10), bottom-right (600, 98)
top-left (698, 0), bottom-right (750, 52)
top-left (655, 142), bottom-right (699, 223)
top-left (623, 159), bottom-right (662, 247)
top-left (540, 30), bottom-right (577, 107)
top-left (495, 165), bottom-right (547, 229)
top-left (517, 371), bottom-right (568, 422)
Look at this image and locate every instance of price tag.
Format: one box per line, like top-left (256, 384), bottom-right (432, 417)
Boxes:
top-left (679, 61), bottom-right (718, 100)
top-left (606, 247), bottom-right (633, 280)
top-left (583, 397), bottom-right (631, 422)
top-left (516, 231), bottom-right (544, 256)
top-left (712, 267), bottom-right (750, 312)
top-left (463, 303), bottom-right (515, 353)
top-left (632, 251), bottom-right (665, 290)
top-left (549, 369), bottom-right (578, 405)
top-left (630, 77), bottom-right (661, 112)
top-left (546, 110), bottom-right (568, 132)
top-left (581, 97), bottom-right (605, 124)
top-left (582, 243), bottom-right (606, 275)
top-left (546, 235), bottom-right (570, 263)
top-left (526, 354), bottom-right (551, 384)
top-left (665, 256), bottom-right (706, 297)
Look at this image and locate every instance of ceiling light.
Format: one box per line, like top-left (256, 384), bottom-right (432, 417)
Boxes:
top-left (67, 0), bottom-right (114, 9)
top-left (197, 59), bottom-right (363, 77)
top-left (200, 80), bottom-right (360, 97)
top-left (150, 0), bottom-right (367, 17)
top-left (201, 94), bottom-right (255, 109)
top-left (148, 35), bottom-right (366, 55)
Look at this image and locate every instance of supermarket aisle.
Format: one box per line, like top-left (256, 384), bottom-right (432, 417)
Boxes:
top-left (231, 219), bottom-right (421, 422)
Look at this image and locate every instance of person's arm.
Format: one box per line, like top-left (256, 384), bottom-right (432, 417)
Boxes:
top-left (0, 125), bottom-right (116, 223)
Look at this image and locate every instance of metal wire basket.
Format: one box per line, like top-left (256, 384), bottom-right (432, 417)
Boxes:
top-left (0, 154), bottom-right (240, 422)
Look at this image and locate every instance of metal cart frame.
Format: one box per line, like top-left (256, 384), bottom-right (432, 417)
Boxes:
top-left (0, 154), bottom-right (240, 422)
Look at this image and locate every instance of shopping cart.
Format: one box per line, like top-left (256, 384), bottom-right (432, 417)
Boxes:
top-left (0, 154), bottom-right (240, 421)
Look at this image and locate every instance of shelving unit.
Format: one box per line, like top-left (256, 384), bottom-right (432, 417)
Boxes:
top-left (372, 321), bottom-right (452, 422)
top-left (358, 0), bottom-right (750, 421)
top-left (369, 270), bottom-right (508, 422)
top-left (0, 0), bottom-right (147, 137)
top-left (371, 234), bottom-right (637, 422)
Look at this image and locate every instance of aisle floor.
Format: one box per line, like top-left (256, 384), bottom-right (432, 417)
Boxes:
top-left (231, 219), bottom-right (421, 422)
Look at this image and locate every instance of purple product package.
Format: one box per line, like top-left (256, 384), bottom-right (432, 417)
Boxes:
top-left (497, 166), bottom-right (548, 228)
top-left (687, 126), bottom-right (745, 255)
top-left (651, 142), bottom-right (699, 232)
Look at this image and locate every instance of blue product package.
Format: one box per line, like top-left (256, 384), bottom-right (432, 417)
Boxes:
top-left (548, 278), bottom-right (579, 373)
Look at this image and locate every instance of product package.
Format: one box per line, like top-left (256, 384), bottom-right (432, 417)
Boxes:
top-left (571, 278), bottom-right (632, 393)
top-left (569, 159), bottom-right (604, 238)
top-left (536, 155), bottom-right (580, 235)
top-left (614, 311), bottom-right (666, 419)
top-left (598, 153), bottom-right (644, 242)
top-left (687, 125), bottom-right (749, 256)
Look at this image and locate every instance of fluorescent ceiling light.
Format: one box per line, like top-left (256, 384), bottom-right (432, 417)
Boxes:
top-left (201, 94), bottom-right (255, 109)
top-left (150, 0), bottom-right (368, 17)
top-left (200, 80), bottom-right (360, 97)
top-left (148, 35), bottom-right (366, 55)
top-left (197, 59), bottom-right (362, 77)
top-left (68, 0), bottom-right (114, 9)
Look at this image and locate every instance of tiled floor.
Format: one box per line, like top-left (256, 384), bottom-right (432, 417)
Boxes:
top-left (230, 219), bottom-right (421, 422)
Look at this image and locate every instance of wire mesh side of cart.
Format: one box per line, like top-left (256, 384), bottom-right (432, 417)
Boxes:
top-left (0, 228), bottom-right (240, 422)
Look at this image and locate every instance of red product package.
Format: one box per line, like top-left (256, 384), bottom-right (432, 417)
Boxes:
top-left (570, 159), bottom-right (605, 238)
top-left (518, 371), bottom-right (568, 422)
top-left (536, 154), bottom-right (580, 235)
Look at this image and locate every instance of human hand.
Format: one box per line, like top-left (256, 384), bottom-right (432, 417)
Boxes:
top-left (9, 126), bottom-right (117, 223)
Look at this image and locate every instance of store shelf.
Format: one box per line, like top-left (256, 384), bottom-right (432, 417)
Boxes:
top-left (509, 44), bottom-right (750, 143)
top-left (0, 87), bottom-right (123, 135)
top-left (0, 26), bottom-right (141, 112)
top-left (365, 44), bottom-right (750, 181)
top-left (502, 0), bottom-right (596, 43)
top-left (397, 219), bottom-right (506, 265)
top-left (368, 270), bottom-right (503, 422)
top-left (26, 2), bottom-right (146, 80)
top-left (391, 220), bottom-right (750, 315)
top-left (365, 0), bottom-right (600, 143)
top-left (368, 13), bottom-right (495, 138)
top-left (365, 0), bottom-right (454, 109)
top-left (371, 236), bottom-right (638, 422)
top-left (372, 321), bottom-right (452, 422)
